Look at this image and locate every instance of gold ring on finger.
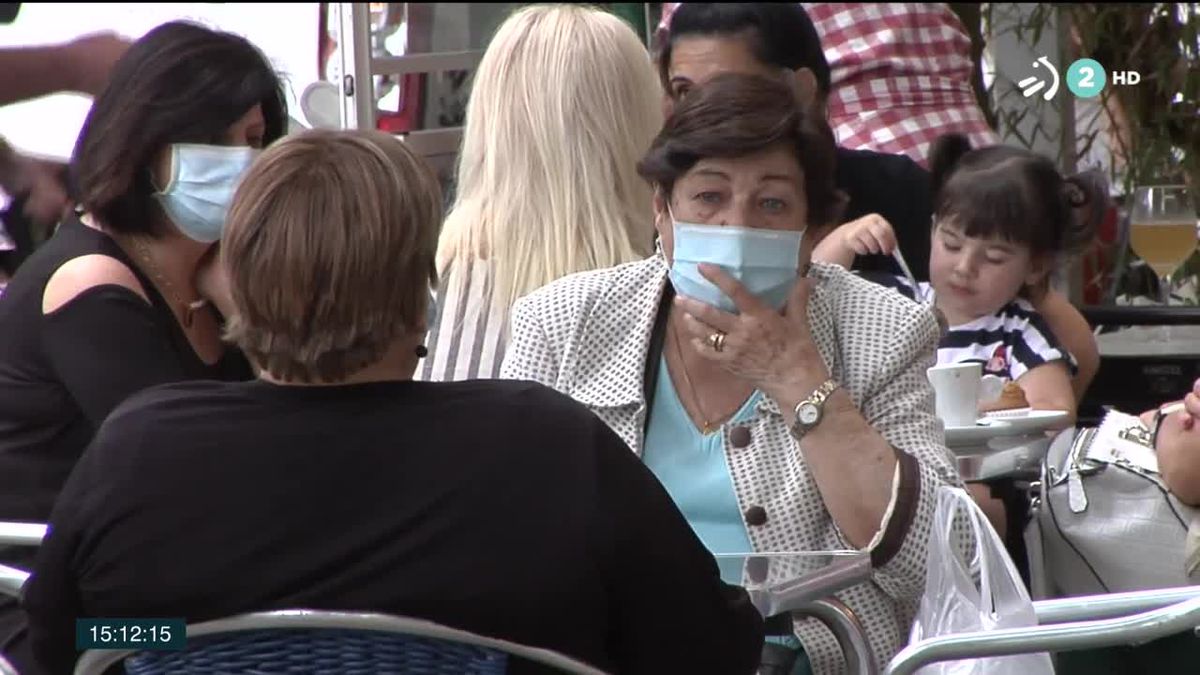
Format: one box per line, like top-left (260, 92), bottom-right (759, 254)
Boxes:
top-left (707, 331), bottom-right (727, 352)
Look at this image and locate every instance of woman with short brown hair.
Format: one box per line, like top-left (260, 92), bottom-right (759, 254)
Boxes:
top-left (222, 129), bottom-right (441, 383)
top-left (503, 73), bottom-right (970, 674)
top-left (15, 128), bottom-right (764, 675)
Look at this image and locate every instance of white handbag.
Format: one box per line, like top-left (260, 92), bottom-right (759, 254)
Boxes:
top-left (1031, 410), bottom-right (1200, 597)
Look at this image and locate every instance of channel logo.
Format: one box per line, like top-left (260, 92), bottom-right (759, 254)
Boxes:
top-left (1066, 59), bottom-right (1107, 98)
top-left (1019, 56), bottom-right (1060, 100)
top-left (1020, 56), bottom-right (1140, 100)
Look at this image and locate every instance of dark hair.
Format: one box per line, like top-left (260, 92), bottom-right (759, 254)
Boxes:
top-left (659, 3), bottom-right (831, 96)
top-left (72, 21), bottom-right (287, 236)
top-left (638, 73), bottom-right (844, 228)
top-left (0, 4), bottom-right (20, 25)
top-left (930, 133), bottom-right (1104, 262)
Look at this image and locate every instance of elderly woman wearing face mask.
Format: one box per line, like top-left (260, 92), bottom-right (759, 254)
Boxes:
top-left (0, 22), bottom-right (282, 639)
top-left (501, 73), bottom-right (968, 674)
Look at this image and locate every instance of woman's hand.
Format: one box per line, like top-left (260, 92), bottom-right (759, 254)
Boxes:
top-left (1183, 378), bottom-right (1200, 430)
top-left (1142, 378), bottom-right (1200, 430)
top-left (673, 263), bottom-right (829, 399)
top-left (1155, 385), bottom-right (1200, 506)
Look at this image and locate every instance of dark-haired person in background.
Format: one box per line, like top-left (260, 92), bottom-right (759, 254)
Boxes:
top-left (657, 2), bottom-right (1100, 402)
top-left (658, 2), bottom-right (934, 281)
top-left (0, 20), bottom-right (285, 648)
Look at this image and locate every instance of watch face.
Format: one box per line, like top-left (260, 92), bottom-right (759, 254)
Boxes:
top-left (798, 403), bottom-right (820, 426)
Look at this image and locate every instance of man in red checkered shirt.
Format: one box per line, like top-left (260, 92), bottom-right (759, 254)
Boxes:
top-left (658, 3), bottom-right (997, 169)
top-left (804, 3), bottom-right (998, 169)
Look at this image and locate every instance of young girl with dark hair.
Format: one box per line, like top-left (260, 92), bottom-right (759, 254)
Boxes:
top-left (817, 133), bottom-right (1104, 417)
top-left (815, 133), bottom-right (1105, 583)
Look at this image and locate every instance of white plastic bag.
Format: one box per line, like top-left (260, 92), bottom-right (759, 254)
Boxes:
top-left (909, 486), bottom-right (1055, 675)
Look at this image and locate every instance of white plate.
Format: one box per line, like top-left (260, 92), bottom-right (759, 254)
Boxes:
top-left (944, 418), bottom-right (1016, 446)
top-left (980, 409), bottom-right (1071, 434)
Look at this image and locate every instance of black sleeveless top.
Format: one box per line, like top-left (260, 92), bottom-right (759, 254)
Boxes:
top-left (0, 217), bottom-right (251, 548)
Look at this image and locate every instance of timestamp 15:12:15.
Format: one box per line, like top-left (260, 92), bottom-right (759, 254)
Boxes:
top-left (76, 618), bottom-right (187, 651)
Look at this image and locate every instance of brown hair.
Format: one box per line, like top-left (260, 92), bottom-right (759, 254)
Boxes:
top-left (222, 129), bottom-right (442, 383)
top-left (73, 21), bottom-right (286, 236)
top-left (637, 72), bottom-right (844, 227)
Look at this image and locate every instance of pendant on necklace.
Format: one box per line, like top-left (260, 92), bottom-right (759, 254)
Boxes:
top-left (182, 299), bottom-right (210, 329)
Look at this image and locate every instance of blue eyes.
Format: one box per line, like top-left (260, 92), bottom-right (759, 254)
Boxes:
top-left (692, 193), bottom-right (786, 211)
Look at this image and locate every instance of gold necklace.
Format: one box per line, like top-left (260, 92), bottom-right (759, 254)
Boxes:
top-left (668, 315), bottom-right (739, 435)
top-left (128, 236), bottom-right (209, 329)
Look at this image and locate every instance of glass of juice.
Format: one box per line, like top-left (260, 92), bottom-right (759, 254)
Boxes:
top-left (1129, 185), bottom-right (1198, 340)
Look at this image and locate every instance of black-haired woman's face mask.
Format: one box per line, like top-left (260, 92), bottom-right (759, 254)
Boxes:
top-left (150, 104), bottom-right (267, 244)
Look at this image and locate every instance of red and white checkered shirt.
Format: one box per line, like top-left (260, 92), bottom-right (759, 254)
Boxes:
top-left (658, 3), bottom-right (998, 169)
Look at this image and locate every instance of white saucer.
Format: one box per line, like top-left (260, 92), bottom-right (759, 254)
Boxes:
top-left (945, 418), bottom-right (1016, 445)
top-left (980, 409), bottom-right (1071, 434)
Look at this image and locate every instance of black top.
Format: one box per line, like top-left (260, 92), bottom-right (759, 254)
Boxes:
top-left (0, 217), bottom-right (250, 551)
top-left (837, 147), bottom-right (934, 281)
top-left (15, 378), bottom-right (764, 675)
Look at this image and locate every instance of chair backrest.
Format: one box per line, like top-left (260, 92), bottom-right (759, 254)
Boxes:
top-left (0, 563), bottom-right (29, 599)
top-left (121, 628), bottom-right (509, 675)
top-left (0, 521), bottom-right (47, 547)
top-left (74, 610), bottom-right (610, 675)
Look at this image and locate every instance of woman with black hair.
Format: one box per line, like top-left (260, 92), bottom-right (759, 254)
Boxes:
top-left (0, 20), bottom-right (286, 640)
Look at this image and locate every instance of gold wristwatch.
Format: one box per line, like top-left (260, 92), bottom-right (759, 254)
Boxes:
top-left (790, 379), bottom-right (840, 441)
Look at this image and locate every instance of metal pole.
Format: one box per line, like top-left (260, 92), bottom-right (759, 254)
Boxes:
top-left (336, 2), bottom-right (375, 130)
top-left (1035, 585), bottom-right (1200, 624)
top-left (887, 596), bottom-right (1200, 675)
top-left (792, 597), bottom-right (878, 675)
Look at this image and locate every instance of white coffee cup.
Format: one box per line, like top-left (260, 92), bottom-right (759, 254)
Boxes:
top-left (926, 363), bottom-right (1005, 427)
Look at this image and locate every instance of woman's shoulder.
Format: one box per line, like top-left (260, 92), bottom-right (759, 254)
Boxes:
top-left (814, 262), bottom-right (936, 328)
top-left (514, 255), bottom-right (664, 322)
top-left (23, 216), bottom-right (150, 314)
top-left (42, 254), bottom-right (148, 314)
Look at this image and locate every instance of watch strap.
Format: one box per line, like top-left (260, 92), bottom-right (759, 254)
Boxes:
top-left (807, 378), bottom-right (840, 407)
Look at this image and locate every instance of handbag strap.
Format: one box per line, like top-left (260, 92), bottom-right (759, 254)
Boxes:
top-left (640, 282), bottom-right (675, 439)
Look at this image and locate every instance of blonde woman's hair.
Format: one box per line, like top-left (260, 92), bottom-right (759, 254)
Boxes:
top-left (438, 3), bottom-right (662, 322)
top-left (223, 128), bottom-right (442, 383)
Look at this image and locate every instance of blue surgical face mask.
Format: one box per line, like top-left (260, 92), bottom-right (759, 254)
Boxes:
top-left (154, 144), bottom-right (259, 243)
top-left (667, 204), bottom-right (805, 313)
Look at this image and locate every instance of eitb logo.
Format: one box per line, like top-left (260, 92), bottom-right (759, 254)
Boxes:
top-left (1021, 56), bottom-right (1140, 99)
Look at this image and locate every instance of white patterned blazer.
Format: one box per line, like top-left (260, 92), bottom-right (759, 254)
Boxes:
top-left (500, 254), bottom-right (966, 673)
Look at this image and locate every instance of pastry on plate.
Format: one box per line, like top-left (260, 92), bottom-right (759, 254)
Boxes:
top-left (978, 381), bottom-right (1029, 414)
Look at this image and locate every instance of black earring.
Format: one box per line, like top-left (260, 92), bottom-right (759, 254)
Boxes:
top-left (415, 345), bottom-right (428, 358)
